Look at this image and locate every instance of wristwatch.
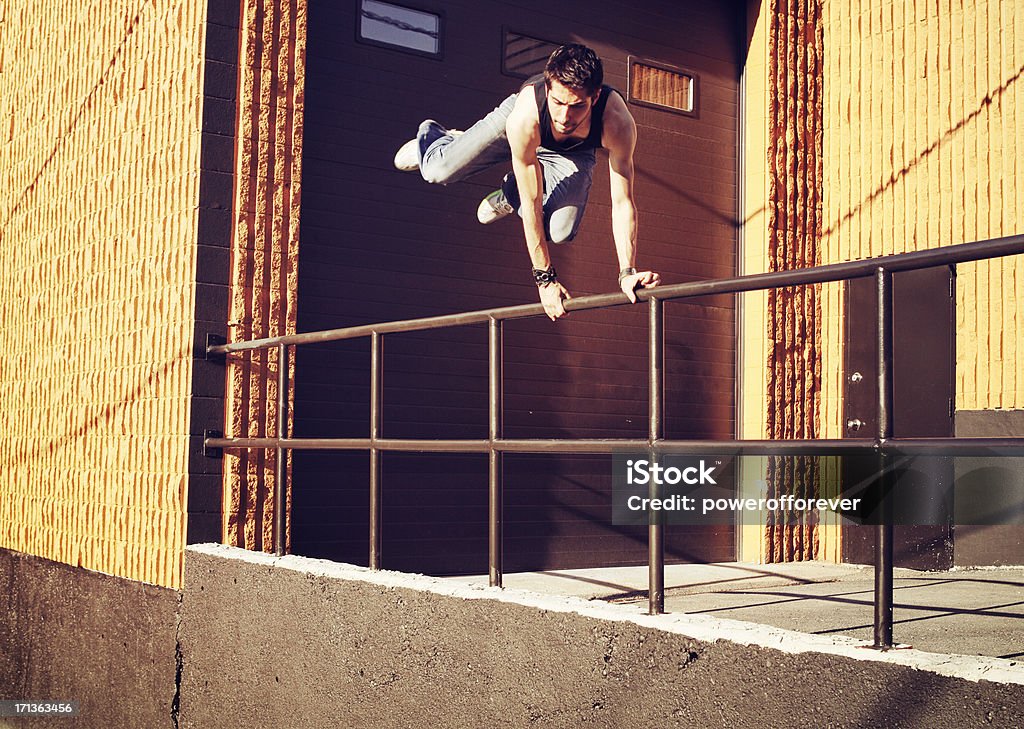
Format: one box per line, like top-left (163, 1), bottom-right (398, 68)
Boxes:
top-left (618, 267), bottom-right (637, 285)
top-left (533, 265), bottom-right (558, 286)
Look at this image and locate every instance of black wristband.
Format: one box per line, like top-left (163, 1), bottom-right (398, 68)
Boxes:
top-left (618, 267), bottom-right (637, 285)
top-left (533, 265), bottom-right (558, 286)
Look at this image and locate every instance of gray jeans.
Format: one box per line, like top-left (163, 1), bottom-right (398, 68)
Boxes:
top-left (414, 93), bottom-right (597, 243)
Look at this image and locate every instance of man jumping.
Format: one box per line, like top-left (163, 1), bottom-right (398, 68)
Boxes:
top-left (393, 43), bottom-right (660, 321)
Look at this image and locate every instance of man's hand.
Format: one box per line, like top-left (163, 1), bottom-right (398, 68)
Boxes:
top-left (538, 282), bottom-right (572, 320)
top-left (619, 270), bottom-right (661, 303)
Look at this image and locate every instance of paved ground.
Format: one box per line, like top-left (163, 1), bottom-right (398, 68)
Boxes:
top-left (450, 562), bottom-right (1024, 661)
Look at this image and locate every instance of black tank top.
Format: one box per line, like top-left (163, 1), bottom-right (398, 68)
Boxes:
top-left (522, 75), bottom-right (617, 153)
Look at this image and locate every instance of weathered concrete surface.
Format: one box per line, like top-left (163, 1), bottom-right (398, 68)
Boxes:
top-left (0, 548), bottom-right (179, 728)
top-left (181, 544), bottom-right (1024, 729)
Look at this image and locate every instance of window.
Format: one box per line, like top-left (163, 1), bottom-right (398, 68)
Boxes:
top-left (502, 31), bottom-right (561, 79)
top-left (627, 57), bottom-right (697, 116)
top-left (357, 0), bottom-right (443, 58)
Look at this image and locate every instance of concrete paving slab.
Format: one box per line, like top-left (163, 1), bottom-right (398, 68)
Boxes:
top-left (450, 560), bottom-right (869, 600)
top-left (450, 562), bottom-right (1024, 661)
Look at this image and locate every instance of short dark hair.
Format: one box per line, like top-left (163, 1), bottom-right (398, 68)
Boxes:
top-left (544, 44), bottom-right (603, 97)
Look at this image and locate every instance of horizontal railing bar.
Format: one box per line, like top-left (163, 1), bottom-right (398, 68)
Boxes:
top-left (208, 234), bottom-right (1024, 355)
top-left (652, 233), bottom-right (1024, 302)
top-left (203, 435), bottom-right (1024, 456)
top-left (205, 437), bottom-right (490, 452)
top-left (653, 439), bottom-right (873, 455)
top-left (880, 438), bottom-right (1024, 456)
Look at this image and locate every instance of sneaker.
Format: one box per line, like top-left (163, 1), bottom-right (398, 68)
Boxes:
top-left (395, 124), bottom-right (466, 172)
top-left (393, 138), bottom-right (419, 171)
top-left (477, 189), bottom-right (514, 224)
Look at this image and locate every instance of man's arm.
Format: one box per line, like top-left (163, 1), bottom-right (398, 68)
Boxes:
top-left (506, 92), bottom-right (572, 320)
top-left (603, 94), bottom-right (660, 302)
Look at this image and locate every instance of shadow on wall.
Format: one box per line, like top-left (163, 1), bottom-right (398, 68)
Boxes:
top-left (640, 168), bottom-right (740, 229)
top-left (823, 61), bottom-right (1024, 242)
top-left (0, 4), bottom-right (154, 239)
top-left (9, 345), bottom-right (191, 466)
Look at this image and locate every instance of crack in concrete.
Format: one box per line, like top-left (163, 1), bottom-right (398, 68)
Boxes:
top-left (171, 592), bottom-right (184, 729)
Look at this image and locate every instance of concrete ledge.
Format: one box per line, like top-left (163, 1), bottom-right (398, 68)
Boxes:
top-left (181, 544), bottom-right (1024, 728)
top-left (956, 409), bottom-right (1024, 437)
top-left (0, 548), bottom-right (179, 728)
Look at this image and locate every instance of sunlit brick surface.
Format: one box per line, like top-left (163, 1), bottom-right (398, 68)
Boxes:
top-left (741, 1), bottom-right (1024, 562)
top-left (0, 0), bottom-right (206, 587)
top-left (821, 1), bottom-right (1024, 412)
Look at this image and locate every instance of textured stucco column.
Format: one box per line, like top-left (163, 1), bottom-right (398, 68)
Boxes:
top-left (763, 0), bottom-right (825, 562)
top-left (223, 0), bottom-right (307, 552)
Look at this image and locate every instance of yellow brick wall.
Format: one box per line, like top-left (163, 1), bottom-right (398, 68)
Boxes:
top-left (820, 0), bottom-right (1024, 417)
top-left (0, 0), bottom-right (207, 588)
top-left (741, 0), bottom-right (1021, 562)
top-left (740, 1), bottom-right (770, 443)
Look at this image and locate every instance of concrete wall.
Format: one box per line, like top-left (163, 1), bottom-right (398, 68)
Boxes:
top-left (954, 409), bottom-right (1024, 566)
top-left (180, 544), bottom-right (1024, 729)
top-left (0, 548), bottom-right (179, 728)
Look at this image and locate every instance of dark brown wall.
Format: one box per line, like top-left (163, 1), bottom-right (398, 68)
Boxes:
top-left (954, 410), bottom-right (1024, 566)
top-left (0, 548), bottom-right (179, 728)
top-left (842, 268), bottom-right (957, 569)
top-left (292, 0), bottom-right (741, 573)
top-left (188, 0), bottom-right (241, 546)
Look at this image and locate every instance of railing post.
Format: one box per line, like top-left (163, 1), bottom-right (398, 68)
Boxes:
top-left (874, 267), bottom-right (895, 648)
top-left (370, 332), bottom-right (383, 570)
top-left (488, 318), bottom-right (503, 588)
top-left (649, 296), bottom-right (665, 615)
top-left (274, 343), bottom-right (288, 556)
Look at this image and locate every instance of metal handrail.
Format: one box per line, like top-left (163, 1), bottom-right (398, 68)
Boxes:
top-left (207, 234), bottom-right (1024, 355)
top-left (204, 436), bottom-right (1024, 456)
top-left (205, 232), bottom-right (1024, 649)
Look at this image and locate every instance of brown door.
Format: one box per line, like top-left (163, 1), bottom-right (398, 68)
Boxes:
top-left (842, 266), bottom-right (956, 569)
top-left (291, 0), bottom-right (742, 574)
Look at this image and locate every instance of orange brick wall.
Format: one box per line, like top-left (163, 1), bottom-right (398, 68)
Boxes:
top-left (0, 0), bottom-right (208, 587)
top-left (223, 0), bottom-right (306, 553)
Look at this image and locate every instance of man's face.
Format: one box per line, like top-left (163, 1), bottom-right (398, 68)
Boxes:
top-left (546, 79), bottom-right (597, 135)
